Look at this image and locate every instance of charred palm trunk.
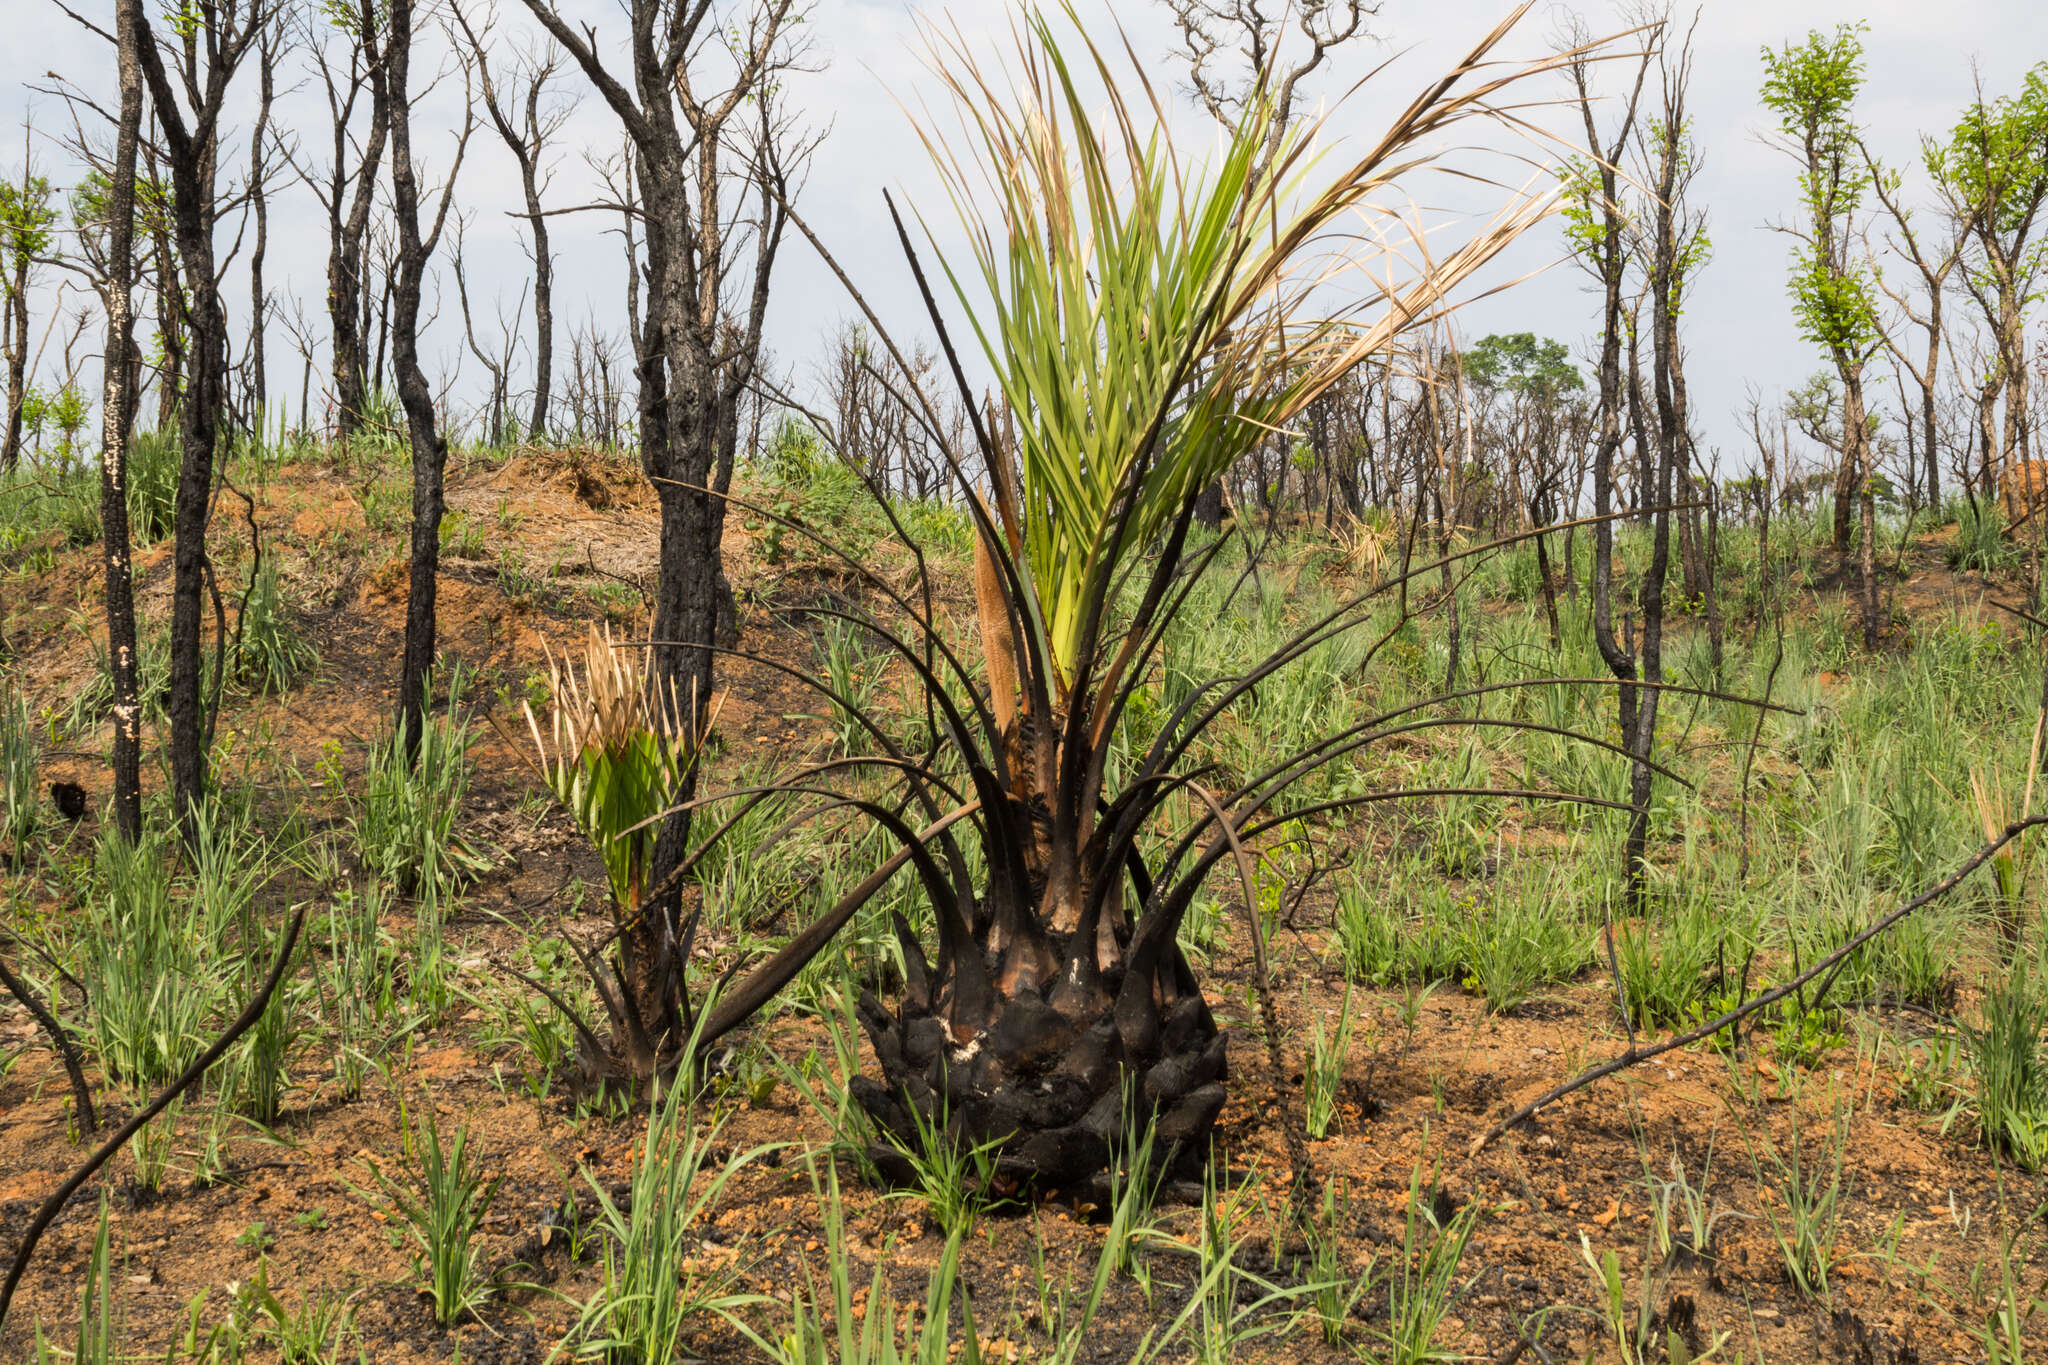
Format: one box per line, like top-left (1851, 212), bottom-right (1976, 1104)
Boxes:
top-left (851, 792), bottom-right (1226, 1189)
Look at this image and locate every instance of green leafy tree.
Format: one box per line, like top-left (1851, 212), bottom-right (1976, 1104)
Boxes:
top-left (1461, 332), bottom-right (1583, 403)
top-left (1761, 23), bottom-right (1884, 642)
top-left (0, 163), bottom-right (57, 469)
top-left (1927, 63), bottom-right (2048, 488)
top-left (1459, 333), bottom-right (1589, 644)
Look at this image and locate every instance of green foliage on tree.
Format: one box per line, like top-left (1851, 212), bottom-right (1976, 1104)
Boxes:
top-left (0, 173), bottom-right (56, 270)
top-left (1927, 64), bottom-right (2048, 244)
top-left (1759, 24), bottom-right (1882, 356)
top-left (1460, 333), bottom-right (1583, 402)
top-left (1557, 155), bottom-right (1612, 257)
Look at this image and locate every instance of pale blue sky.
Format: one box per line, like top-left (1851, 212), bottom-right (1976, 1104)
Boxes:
top-left (5, 0), bottom-right (2046, 477)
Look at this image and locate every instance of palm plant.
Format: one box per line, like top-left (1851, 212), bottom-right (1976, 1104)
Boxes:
top-left (524, 625), bottom-right (716, 1080)
top-left (661, 5), bottom-right (1640, 1190)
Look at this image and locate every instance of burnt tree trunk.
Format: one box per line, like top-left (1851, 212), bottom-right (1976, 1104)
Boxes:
top-left (134, 5), bottom-right (257, 841)
top-left (1, 182), bottom-right (29, 470)
top-left (519, 0), bottom-right (799, 1073)
top-left (387, 0), bottom-right (468, 755)
top-left (99, 0), bottom-right (147, 844)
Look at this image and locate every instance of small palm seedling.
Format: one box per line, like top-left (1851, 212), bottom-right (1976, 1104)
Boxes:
top-left (361, 1107), bottom-right (504, 1327)
top-left (879, 1098), bottom-right (1011, 1238)
top-left (239, 1262), bottom-right (358, 1365)
top-left (1183, 1173), bottom-right (1325, 1364)
top-left (1304, 1184), bottom-right (1375, 1348)
top-left (32, 1195), bottom-right (120, 1365)
top-left (1304, 984), bottom-right (1358, 1140)
top-left (564, 1076), bottom-right (768, 1361)
top-left (522, 625), bottom-right (723, 1082)
top-left (321, 885), bottom-right (396, 1100)
top-left (1641, 1132), bottom-right (1746, 1264)
top-left (754, 1162), bottom-right (983, 1365)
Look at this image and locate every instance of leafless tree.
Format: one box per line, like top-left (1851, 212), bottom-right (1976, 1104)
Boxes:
top-left (1562, 6), bottom-right (1655, 901)
top-left (1166, 0), bottom-right (1379, 168)
top-left (451, 1), bottom-right (573, 442)
top-left (388, 0), bottom-right (475, 755)
top-left (1163, 0), bottom-right (1377, 528)
top-left (514, 0), bottom-right (817, 1074)
top-left (130, 0), bottom-right (276, 839)
top-left (451, 212), bottom-right (524, 447)
top-left (289, 0), bottom-right (389, 443)
top-left (240, 11), bottom-right (286, 433)
top-left (1864, 140), bottom-right (1974, 512)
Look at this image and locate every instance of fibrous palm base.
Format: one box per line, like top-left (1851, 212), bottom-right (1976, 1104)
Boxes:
top-left (851, 900), bottom-right (1227, 1194)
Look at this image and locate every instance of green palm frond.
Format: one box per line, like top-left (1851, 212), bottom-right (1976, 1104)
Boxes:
top-left (524, 627), bottom-right (715, 914)
top-left (913, 4), bottom-right (1575, 695)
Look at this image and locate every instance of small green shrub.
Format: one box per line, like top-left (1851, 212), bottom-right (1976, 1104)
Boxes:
top-left (439, 511), bottom-right (486, 558)
top-left (1948, 498), bottom-right (2012, 573)
top-left (1304, 984), bottom-right (1358, 1140)
top-left (813, 616), bottom-right (887, 757)
top-left (126, 429), bottom-right (181, 544)
top-left (1367, 1157), bottom-right (1482, 1365)
top-left (566, 1081), bottom-right (767, 1359)
top-left (33, 1195), bottom-right (121, 1364)
top-left (1335, 878), bottom-right (1402, 984)
top-left (78, 826), bottom-right (227, 1095)
top-left (1459, 894), bottom-right (1590, 1015)
top-left (1614, 896), bottom-right (1725, 1031)
top-left (353, 685), bottom-right (485, 905)
top-left (1745, 1106), bottom-right (1853, 1304)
